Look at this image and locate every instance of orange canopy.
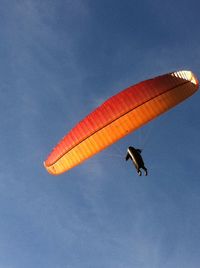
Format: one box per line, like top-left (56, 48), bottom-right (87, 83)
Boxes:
top-left (44, 70), bottom-right (199, 175)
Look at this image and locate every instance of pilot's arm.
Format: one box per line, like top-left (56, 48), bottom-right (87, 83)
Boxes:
top-left (125, 152), bottom-right (130, 161)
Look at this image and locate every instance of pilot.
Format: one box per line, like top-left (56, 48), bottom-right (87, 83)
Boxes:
top-left (125, 146), bottom-right (148, 176)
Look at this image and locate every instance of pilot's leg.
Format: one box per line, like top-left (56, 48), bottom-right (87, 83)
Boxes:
top-left (137, 169), bottom-right (142, 176)
top-left (143, 166), bottom-right (148, 176)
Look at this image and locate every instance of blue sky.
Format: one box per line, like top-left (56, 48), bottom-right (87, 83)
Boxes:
top-left (0, 0), bottom-right (200, 267)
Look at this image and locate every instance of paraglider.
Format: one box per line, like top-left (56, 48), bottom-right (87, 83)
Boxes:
top-left (125, 147), bottom-right (148, 176)
top-left (44, 70), bottom-right (198, 175)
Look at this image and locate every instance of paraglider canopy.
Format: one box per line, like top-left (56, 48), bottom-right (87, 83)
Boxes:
top-left (44, 70), bottom-right (199, 175)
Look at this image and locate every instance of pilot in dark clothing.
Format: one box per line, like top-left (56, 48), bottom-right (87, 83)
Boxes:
top-left (126, 146), bottom-right (148, 176)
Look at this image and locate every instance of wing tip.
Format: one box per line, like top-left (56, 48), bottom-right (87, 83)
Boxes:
top-left (172, 70), bottom-right (199, 88)
top-left (43, 161), bottom-right (58, 175)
